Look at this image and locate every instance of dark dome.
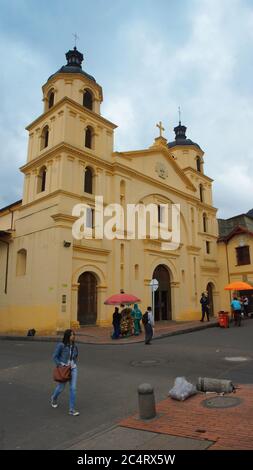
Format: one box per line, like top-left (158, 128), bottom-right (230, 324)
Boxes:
top-left (168, 122), bottom-right (202, 151)
top-left (47, 47), bottom-right (96, 83)
top-left (168, 138), bottom-right (201, 150)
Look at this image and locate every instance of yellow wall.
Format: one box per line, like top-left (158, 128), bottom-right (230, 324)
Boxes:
top-left (218, 235), bottom-right (253, 312)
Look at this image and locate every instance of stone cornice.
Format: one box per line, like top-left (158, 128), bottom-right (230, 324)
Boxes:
top-left (229, 270), bottom-right (253, 276)
top-left (170, 144), bottom-right (204, 157)
top-left (203, 257), bottom-right (218, 263)
top-left (73, 244), bottom-right (111, 256)
top-left (26, 96), bottom-right (117, 132)
top-left (51, 213), bottom-right (77, 223)
top-left (196, 201), bottom-right (218, 212)
top-left (183, 167), bottom-right (213, 183)
top-left (186, 245), bottom-right (201, 253)
top-left (198, 232), bottom-right (218, 240)
top-left (144, 247), bottom-right (181, 257)
top-left (20, 142), bottom-right (114, 173)
top-left (200, 266), bottom-right (219, 273)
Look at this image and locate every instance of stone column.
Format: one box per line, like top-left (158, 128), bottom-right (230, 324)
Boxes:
top-left (96, 285), bottom-right (108, 326)
top-left (47, 160), bottom-right (53, 193)
top-left (23, 173), bottom-right (31, 204)
top-left (70, 283), bottom-right (80, 329)
top-left (170, 281), bottom-right (180, 320)
top-left (32, 168), bottom-right (38, 198)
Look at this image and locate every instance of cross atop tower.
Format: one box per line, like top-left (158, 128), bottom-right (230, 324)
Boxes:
top-left (178, 106), bottom-right (181, 125)
top-left (72, 33), bottom-right (79, 48)
top-left (156, 121), bottom-right (165, 138)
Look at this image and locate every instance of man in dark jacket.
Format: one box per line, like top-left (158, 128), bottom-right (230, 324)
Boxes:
top-left (200, 292), bottom-right (210, 322)
top-left (112, 307), bottom-right (121, 339)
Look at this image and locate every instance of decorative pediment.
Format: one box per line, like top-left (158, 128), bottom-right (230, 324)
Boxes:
top-left (155, 162), bottom-right (168, 180)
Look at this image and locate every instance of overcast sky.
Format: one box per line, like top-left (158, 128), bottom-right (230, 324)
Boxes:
top-left (0, 0), bottom-right (253, 218)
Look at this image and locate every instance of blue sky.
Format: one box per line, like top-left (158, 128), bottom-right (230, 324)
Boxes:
top-left (0, 0), bottom-right (253, 218)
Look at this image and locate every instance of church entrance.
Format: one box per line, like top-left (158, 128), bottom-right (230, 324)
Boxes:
top-left (78, 272), bottom-right (97, 325)
top-left (153, 265), bottom-right (172, 321)
top-left (206, 282), bottom-right (214, 317)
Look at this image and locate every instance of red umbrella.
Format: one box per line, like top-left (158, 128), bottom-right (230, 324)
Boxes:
top-left (104, 293), bottom-right (141, 305)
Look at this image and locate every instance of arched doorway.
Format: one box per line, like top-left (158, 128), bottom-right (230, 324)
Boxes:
top-left (206, 282), bottom-right (214, 317)
top-left (78, 272), bottom-right (97, 325)
top-left (153, 265), bottom-right (172, 321)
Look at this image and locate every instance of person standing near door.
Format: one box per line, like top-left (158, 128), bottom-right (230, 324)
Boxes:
top-left (200, 292), bottom-right (210, 322)
top-left (243, 296), bottom-right (249, 317)
top-left (231, 297), bottom-right (242, 327)
top-left (143, 306), bottom-right (154, 345)
top-left (112, 307), bottom-right (121, 339)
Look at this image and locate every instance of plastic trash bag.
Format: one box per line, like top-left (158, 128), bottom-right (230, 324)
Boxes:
top-left (169, 377), bottom-right (197, 401)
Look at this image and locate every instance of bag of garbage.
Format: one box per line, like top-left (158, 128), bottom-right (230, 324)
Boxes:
top-left (169, 377), bottom-right (197, 401)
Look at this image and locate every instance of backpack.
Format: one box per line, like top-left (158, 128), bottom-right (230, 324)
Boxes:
top-left (142, 311), bottom-right (149, 325)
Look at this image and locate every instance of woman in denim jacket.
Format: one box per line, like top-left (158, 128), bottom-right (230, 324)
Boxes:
top-left (51, 329), bottom-right (79, 416)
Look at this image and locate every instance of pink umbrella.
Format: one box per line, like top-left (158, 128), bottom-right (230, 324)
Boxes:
top-left (104, 293), bottom-right (141, 305)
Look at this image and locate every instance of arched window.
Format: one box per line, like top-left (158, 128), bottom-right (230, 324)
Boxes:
top-left (37, 166), bottom-right (47, 193)
top-left (85, 126), bottom-right (93, 149)
top-left (41, 125), bottom-right (49, 150)
top-left (196, 156), bottom-right (201, 172)
top-left (199, 184), bottom-right (204, 202)
top-left (84, 167), bottom-right (93, 194)
top-left (48, 91), bottom-right (54, 109)
top-left (16, 249), bottom-right (27, 276)
top-left (83, 90), bottom-right (93, 110)
top-left (203, 213), bottom-right (207, 232)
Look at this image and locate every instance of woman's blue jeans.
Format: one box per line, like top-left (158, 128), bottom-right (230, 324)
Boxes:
top-left (52, 367), bottom-right (77, 411)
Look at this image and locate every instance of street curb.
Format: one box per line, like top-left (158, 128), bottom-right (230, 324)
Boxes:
top-left (0, 335), bottom-right (58, 343)
top-left (0, 322), bottom-right (219, 345)
top-left (153, 321), bottom-right (219, 340)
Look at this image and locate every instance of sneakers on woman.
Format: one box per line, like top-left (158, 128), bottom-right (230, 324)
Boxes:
top-left (69, 410), bottom-right (80, 416)
top-left (51, 398), bottom-right (58, 408)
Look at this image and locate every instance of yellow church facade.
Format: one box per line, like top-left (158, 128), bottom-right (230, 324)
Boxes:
top-left (0, 47), bottom-right (220, 334)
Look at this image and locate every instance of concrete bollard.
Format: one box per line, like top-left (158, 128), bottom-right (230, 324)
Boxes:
top-left (197, 377), bottom-right (234, 393)
top-left (138, 383), bottom-right (156, 419)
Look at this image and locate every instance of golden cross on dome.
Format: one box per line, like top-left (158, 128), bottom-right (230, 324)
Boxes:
top-left (156, 121), bottom-right (165, 137)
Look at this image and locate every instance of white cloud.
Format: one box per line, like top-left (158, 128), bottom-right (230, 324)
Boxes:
top-left (102, 0), bottom-right (253, 217)
top-left (214, 164), bottom-right (253, 216)
top-left (103, 96), bottom-right (137, 150)
top-left (0, 37), bottom-right (51, 206)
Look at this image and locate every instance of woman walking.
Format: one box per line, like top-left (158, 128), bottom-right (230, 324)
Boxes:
top-left (51, 329), bottom-right (79, 416)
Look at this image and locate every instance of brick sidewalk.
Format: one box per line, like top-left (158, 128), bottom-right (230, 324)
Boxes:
top-left (0, 318), bottom-right (218, 344)
top-left (75, 318), bottom-right (218, 344)
top-left (119, 385), bottom-right (253, 450)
